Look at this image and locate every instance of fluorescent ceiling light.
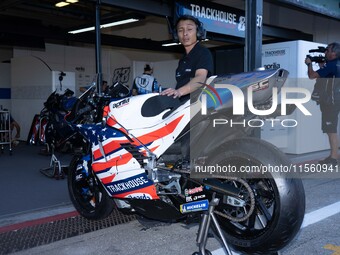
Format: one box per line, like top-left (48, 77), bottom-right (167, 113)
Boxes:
top-left (68, 18), bottom-right (140, 34)
top-left (66, 0), bottom-right (78, 3)
top-left (101, 18), bottom-right (139, 28)
top-left (162, 42), bottom-right (180, 47)
top-left (162, 39), bottom-right (209, 47)
top-left (55, 2), bottom-right (70, 7)
top-left (69, 26), bottom-right (95, 34)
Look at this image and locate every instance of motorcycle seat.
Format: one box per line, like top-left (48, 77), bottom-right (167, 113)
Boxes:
top-left (141, 95), bottom-right (184, 119)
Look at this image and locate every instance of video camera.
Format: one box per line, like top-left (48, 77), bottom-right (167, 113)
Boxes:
top-left (306, 46), bottom-right (326, 63)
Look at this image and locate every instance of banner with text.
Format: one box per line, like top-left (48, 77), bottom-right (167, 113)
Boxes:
top-left (175, 1), bottom-right (260, 38)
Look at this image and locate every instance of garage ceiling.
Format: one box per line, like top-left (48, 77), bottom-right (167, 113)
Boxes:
top-left (0, 0), bottom-right (337, 51)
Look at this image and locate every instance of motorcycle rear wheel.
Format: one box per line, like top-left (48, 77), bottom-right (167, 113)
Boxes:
top-left (206, 137), bottom-right (305, 254)
top-left (68, 154), bottom-right (115, 220)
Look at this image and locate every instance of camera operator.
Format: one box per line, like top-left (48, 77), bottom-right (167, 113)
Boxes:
top-left (305, 42), bottom-right (340, 166)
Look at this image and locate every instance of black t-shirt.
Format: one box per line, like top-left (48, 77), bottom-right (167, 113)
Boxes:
top-left (175, 43), bottom-right (214, 101)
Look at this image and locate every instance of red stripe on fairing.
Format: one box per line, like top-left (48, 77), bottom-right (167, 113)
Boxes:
top-left (103, 106), bottom-right (109, 118)
top-left (93, 138), bottom-right (128, 160)
top-left (106, 116), bottom-right (117, 127)
top-left (106, 117), bottom-right (128, 134)
top-left (112, 185), bottom-right (159, 199)
top-left (101, 173), bottom-right (116, 184)
top-left (93, 115), bottom-right (184, 160)
top-left (92, 153), bottom-right (133, 172)
top-left (132, 115), bottom-right (184, 145)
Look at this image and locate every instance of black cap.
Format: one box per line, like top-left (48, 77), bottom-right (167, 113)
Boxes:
top-left (144, 64), bottom-right (152, 71)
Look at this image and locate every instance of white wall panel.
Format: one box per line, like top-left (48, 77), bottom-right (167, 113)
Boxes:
top-left (261, 40), bottom-right (329, 154)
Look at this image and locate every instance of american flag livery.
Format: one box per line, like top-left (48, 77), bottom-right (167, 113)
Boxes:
top-left (75, 94), bottom-right (194, 200)
top-left (76, 122), bottom-right (158, 199)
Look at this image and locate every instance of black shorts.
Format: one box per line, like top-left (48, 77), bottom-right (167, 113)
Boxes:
top-left (320, 103), bottom-right (340, 133)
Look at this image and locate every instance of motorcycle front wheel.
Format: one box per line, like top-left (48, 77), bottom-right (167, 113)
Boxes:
top-left (205, 137), bottom-right (305, 255)
top-left (68, 154), bottom-right (115, 220)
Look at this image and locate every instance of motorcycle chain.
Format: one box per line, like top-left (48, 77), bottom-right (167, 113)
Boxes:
top-left (174, 170), bottom-right (256, 222)
top-left (211, 176), bottom-right (255, 223)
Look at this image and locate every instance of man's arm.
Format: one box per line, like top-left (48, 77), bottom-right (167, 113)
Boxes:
top-left (305, 57), bottom-right (320, 79)
top-left (132, 79), bottom-right (138, 96)
top-left (161, 68), bottom-right (208, 98)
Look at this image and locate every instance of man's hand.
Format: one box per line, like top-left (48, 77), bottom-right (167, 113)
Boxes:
top-left (160, 88), bottom-right (182, 98)
top-left (305, 57), bottom-right (312, 66)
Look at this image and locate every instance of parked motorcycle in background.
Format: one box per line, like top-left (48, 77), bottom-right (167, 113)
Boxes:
top-left (27, 81), bottom-right (131, 154)
top-left (66, 68), bottom-right (305, 255)
top-left (27, 88), bottom-right (78, 153)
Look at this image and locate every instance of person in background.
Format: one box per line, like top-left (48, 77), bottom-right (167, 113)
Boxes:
top-left (132, 64), bottom-right (159, 95)
top-left (10, 115), bottom-right (21, 140)
top-left (305, 42), bottom-right (340, 166)
top-left (10, 115), bottom-right (20, 146)
top-left (161, 15), bottom-right (213, 101)
top-left (101, 80), bottom-right (109, 94)
top-left (2, 110), bottom-right (20, 145)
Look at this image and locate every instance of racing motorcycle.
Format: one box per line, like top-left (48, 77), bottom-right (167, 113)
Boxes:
top-left (67, 68), bottom-right (305, 255)
top-left (28, 82), bottom-right (130, 153)
top-left (27, 88), bottom-right (78, 152)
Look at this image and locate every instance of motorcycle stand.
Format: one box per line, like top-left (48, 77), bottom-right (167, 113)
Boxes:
top-left (40, 144), bottom-right (67, 180)
top-left (192, 193), bottom-right (233, 255)
top-left (192, 193), bottom-right (281, 255)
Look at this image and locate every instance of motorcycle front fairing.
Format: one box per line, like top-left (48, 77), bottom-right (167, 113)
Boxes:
top-left (75, 122), bottom-right (159, 200)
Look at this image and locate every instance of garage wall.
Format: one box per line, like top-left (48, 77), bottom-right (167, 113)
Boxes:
top-left (264, 3), bottom-right (339, 44)
top-left (0, 63), bottom-right (11, 111)
top-left (1, 2), bottom-right (339, 142)
top-left (9, 43), bottom-right (178, 140)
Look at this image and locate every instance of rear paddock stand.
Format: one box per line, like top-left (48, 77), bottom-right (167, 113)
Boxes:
top-left (40, 145), bottom-right (68, 180)
top-left (192, 193), bottom-right (233, 255)
top-left (192, 193), bottom-right (280, 255)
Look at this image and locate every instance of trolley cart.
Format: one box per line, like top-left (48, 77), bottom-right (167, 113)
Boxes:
top-left (0, 109), bottom-right (12, 155)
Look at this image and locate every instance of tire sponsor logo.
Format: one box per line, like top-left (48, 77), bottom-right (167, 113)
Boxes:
top-left (180, 199), bottom-right (209, 213)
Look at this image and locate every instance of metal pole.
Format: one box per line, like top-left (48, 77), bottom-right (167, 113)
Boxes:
top-left (245, 0), bottom-right (263, 139)
top-left (245, 0), bottom-right (263, 72)
top-left (95, 0), bottom-right (102, 94)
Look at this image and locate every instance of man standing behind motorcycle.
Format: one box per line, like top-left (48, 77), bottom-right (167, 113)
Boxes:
top-left (161, 15), bottom-right (213, 101)
top-left (305, 42), bottom-right (340, 166)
